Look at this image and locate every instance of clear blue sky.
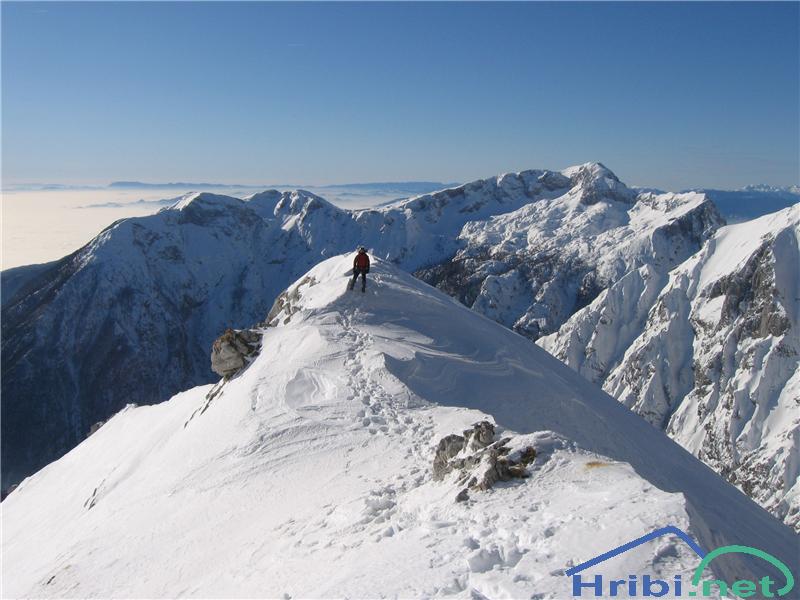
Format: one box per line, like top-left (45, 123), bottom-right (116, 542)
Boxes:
top-left (2, 1), bottom-right (798, 189)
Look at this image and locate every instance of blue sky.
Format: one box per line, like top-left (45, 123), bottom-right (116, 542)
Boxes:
top-left (2, 1), bottom-right (798, 189)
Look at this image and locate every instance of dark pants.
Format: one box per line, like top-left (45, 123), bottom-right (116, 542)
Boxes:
top-left (350, 268), bottom-right (367, 290)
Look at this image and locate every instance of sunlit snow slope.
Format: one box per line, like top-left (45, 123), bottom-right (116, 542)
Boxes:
top-left (2, 256), bottom-right (796, 599)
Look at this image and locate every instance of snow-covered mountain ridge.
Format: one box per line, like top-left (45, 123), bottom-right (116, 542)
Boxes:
top-left (416, 187), bottom-right (720, 339)
top-left (539, 205), bottom-right (800, 531)
top-left (3, 162), bottom-right (797, 533)
top-left (3, 256), bottom-right (796, 598)
top-left (1, 162), bottom-right (663, 491)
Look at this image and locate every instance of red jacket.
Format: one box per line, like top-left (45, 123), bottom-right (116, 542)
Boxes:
top-left (354, 252), bottom-right (370, 271)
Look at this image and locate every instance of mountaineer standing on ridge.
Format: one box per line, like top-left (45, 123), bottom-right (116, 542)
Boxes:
top-left (349, 246), bottom-right (370, 293)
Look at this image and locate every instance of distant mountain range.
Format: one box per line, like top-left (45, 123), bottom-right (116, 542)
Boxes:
top-left (4, 180), bottom-right (456, 193)
top-left (107, 181), bottom-right (256, 189)
top-left (740, 184), bottom-right (800, 194)
top-left (6, 179), bottom-right (798, 199)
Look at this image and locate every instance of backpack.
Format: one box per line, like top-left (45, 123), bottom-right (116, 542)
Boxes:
top-left (355, 253), bottom-right (370, 271)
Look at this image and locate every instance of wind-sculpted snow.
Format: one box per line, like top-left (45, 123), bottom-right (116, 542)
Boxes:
top-left (540, 205), bottom-right (800, 530)
top-left (2, 256), bottom-right (796, 598)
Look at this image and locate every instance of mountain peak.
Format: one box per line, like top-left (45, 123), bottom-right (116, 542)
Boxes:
top-left (168, 191), bottom-right (244, 211)
top-left (561, 162), bottom-right (635, 205)
top-left (277, 189), bottom-right (337, 213)
top-left (562, 161), bottom-right (617, 179)
top-left (244, 189), bottom-right (339, 220)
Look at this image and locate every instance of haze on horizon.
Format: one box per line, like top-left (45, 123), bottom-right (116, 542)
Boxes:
top-left (2, 1), bottom-right (798, 191)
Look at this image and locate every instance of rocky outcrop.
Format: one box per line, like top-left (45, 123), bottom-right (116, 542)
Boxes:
top-left (210, 328), bottom-right (261, 378)
top-left (708, 242), bottom-right (791, 337)
top-left (564, 162), bottom-right (636, 206)
top-left (432, 421), bottom-right (536, 502)
top-left (86, 421), bottom-right (105, 438)
top-left (266, 276), bottom-right (318, 327)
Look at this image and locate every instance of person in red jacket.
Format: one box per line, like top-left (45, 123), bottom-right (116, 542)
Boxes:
top-left (349, 246), bottom-right (370, 293)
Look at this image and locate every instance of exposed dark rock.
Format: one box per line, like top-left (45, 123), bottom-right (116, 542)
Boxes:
top-left (537, 170), bottom-right (571, 191)
top-left (417, 249), bottom-right (599, 341)
top-left (571, 163), bottom-right (635, 206)
top-left (86, 421), bottom-right (105, 438)
top-left (414, 251), bottom-right (491, 308)
top-left (709, 241), bottom-right (791, 338)
top-left (1, 200), bottom-right (280, 492)
top-left (432, 434), bottom-right (467, 480)
top-left (518, 446), bottom-right (537, 465)
top-left (432, 421), bottom-right (535, 501)
top-left (575, 271), bottom-right (603, 312)
top-left (463, 420), bottom-right (495, 451)
top-left (266, 276), bottom-right (318, 326)
top-left (0, 164), bottom-right (735, 516)
top-left (1, 483), bottom-right (18, 501)
top-left (210, 328), bottom-right (261, 378)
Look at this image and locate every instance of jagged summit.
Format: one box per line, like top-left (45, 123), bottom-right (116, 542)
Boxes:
top-left (3, 254), bottom-right (797, 597)
top-left (387, 162), bottom-right (633, 213)
top-left (111, 163), bottom-right (637, 240)
top-left (562, 162), bottom-right (636, 205)
top-left (163, 189), bottom-right (341, 222)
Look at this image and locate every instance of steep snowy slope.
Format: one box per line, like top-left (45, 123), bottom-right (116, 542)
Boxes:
top-left (540, 205), bottom-right (800, 530)
top-left (3, 256), bottom-right (796, 599)
top-left (2, 163), bottom-right (661, 491)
